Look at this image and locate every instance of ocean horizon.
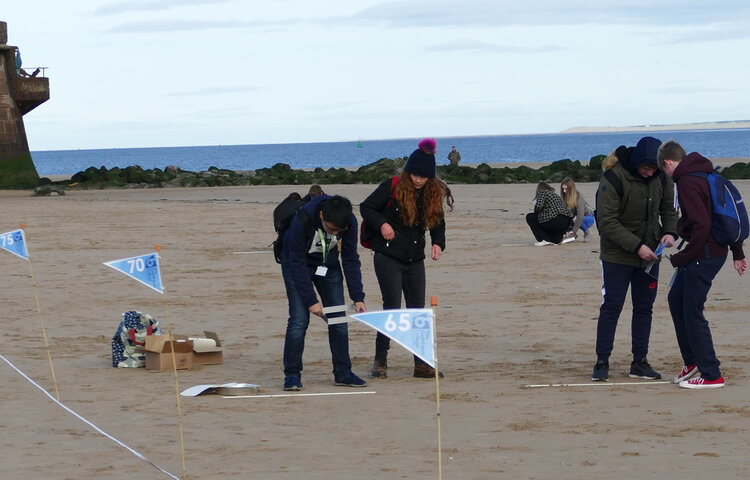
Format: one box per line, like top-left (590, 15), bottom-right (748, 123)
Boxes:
top-left (31, 129), bottom-right (750, 176)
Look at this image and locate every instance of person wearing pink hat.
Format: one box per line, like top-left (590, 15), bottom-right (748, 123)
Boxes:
top-left (360, 138), bottom-right (454, 379)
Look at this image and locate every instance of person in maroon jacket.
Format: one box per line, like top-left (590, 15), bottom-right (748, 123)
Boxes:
top-left (658, 140), bottom-right (748, 389)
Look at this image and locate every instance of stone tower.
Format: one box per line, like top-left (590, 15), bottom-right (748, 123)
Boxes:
top-left (0, 21), bottom-right (50, 188)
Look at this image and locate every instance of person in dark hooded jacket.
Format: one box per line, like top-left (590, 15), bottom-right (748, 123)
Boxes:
top-left (591, 136), bottom-right (679, 382)
top-left (658, 140), bottom-right (747, 389)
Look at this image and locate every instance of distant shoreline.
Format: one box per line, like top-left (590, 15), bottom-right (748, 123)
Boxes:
top-left (561, 120), bottom-right (750, 134)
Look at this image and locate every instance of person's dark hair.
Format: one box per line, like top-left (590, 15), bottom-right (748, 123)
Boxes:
top-left (536, 181), bottom-right (554, 195)
top-left (321, 195), bottom-right (352, 230)
top-left (657, 140), bottom-right (687, 169)
top-left (308, 184), bottom-right (324, 198)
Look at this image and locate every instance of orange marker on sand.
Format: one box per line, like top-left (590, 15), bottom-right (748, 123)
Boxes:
top-left (155, 244), bottom-right (161, 252)
top-left (431, 296), bottom-right (438, 307)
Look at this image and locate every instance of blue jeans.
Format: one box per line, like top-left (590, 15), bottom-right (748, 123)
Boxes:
top-left (595, 261), bottom-right (660, 361)
top-left (580, 214), bottom-right (595, 232)
top-left (372, 252), bottom-right (428, 365)
top-left (668, 255), bottom-right (726, 381)
top-left (281, 262), bottom-right (351, 381)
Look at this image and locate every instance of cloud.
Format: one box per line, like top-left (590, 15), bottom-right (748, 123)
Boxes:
top-left (659, 22), bottom-right (750, 44)
top-left (106, 19), bottom-right (259, 33)
top-left (426, 38), bottom-right (562, 54)
top-left (166, 85), bottom-right (260, 96)
top-left (98, 1), bottom-right (750, 36)
top-left (331, 0), bottom-right (750, 29)
top-left (93, 0), bottom-right (231, 16)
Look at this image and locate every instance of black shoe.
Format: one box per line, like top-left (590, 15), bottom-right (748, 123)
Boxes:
top-left (629, 358), bottom-right (662, 380)
top-left (371, 357), bottom-right (387, 378)
top-left (591, 360), bottom-right (609, 382)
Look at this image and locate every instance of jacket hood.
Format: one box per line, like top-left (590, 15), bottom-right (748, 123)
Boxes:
top-left (604, 140), bottom-right (665, 181)
top-left (602, 145), bottom-right (630, 172)
top-left (672, 152), bottom-right (714, 182)
top-left (629, 136), bottom-right (661, 170)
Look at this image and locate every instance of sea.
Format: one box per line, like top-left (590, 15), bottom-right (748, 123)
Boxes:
top-left (30, 129), bottom-right (750, 176)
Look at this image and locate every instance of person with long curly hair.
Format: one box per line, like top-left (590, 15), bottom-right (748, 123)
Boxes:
top-left (360, 138), bottom-right (454, 379)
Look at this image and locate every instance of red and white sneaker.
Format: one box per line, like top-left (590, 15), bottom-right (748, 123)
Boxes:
top-left (673, 364), bottom-right (698, 384)
top-left (679, 376), bottom-right (725, 389)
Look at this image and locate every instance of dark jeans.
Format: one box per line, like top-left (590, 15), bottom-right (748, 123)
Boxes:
top-left (595, 260), bottom-right (660, 361)
top-left (526, 212), bottom-right (570, 244)
top-left (281, 261), bottom-right (351, 381)
top-left (373, 252), bottom-right (428, 365)
top-left (668, 255), bottom-right (726, 381)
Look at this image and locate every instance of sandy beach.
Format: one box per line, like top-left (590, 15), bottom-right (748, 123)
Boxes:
top-left (2, 180), bottom-right (750, 479)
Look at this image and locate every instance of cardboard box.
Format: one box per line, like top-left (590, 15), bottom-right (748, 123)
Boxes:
top-left (189, 331), bottom-right (224, 365)
top-left (145, 335), bottom-right (194, 371)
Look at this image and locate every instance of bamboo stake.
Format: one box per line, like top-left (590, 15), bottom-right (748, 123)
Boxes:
top-left (430, 295), bottom-right (443, 480)
top-left (156, 244), bottom-right (187, 479)
top-left (21, 223), bottom-right (60, 401)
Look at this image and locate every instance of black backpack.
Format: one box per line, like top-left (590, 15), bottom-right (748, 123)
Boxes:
top-left (272, 193), bottom-right (310, 264)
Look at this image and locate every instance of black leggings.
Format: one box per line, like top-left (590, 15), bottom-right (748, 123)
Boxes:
top-left (526, 212), bottom-right (571, 244)
top-left (372, 252), bottom-right (427, 364)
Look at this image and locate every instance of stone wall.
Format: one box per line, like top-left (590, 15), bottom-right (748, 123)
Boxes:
top-left (0, 20), bottom-right (41, 188)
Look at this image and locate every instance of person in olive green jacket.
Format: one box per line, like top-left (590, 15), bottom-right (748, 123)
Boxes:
top-left (591, 136), bottom-right (678, 382)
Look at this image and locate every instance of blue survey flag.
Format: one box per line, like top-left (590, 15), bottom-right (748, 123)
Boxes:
top-left (0, 229), bottom-right (29, 260)
top-left (350, 309), bottom-right (435, 367)
top-left (104, 253), bottom-right (163, 294)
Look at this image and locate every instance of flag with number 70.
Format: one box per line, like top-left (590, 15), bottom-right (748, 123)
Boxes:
top-left (104, 252), bottom-right (163, 294)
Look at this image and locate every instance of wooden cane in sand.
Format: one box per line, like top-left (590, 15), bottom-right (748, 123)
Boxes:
top-left (156, 244), bottom-right (187, 479)
top-left (21, 223), bottom-right (61, 401)
top-left (431, 295), bottom-right (443, 480)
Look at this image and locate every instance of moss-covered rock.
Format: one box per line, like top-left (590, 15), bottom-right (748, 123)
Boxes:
top-left (44, 155), bottom-right (750, 190)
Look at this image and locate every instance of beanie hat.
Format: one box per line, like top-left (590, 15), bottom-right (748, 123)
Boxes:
top-left (404, 138), bottom-right (437, 178)
top-left (629, 136), bottom-right (661, 169)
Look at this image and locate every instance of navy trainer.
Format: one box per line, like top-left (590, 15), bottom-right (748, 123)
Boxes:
top-left (591, 360), bottom-right (609, 382)
top-left (334, 372), bottom-right (367, 387)
top-left (283, 375), bottom-right (302, 391)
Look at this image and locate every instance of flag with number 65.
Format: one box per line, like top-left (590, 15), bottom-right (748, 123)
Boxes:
top-left (349, 309), bottom-right (435, 367)
top-left (104, 253), bottom-right (163, 294)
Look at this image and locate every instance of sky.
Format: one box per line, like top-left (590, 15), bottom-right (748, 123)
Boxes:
top-left (4, 1), bottom-right (750, 151)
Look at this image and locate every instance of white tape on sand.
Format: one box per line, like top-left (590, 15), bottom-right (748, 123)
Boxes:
top-left (223, 390), bottom-right (377, 399)
top-left (0, 354), bottom-right (180, 480)
top-left (525, 381), bottom-right (671, 388)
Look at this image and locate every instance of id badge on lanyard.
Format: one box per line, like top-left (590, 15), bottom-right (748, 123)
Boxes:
top-left (315, 228), bottom-right (329, 277)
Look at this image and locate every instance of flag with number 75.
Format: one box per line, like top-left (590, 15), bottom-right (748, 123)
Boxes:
top-left (0, 229), bottom-right (29, 260)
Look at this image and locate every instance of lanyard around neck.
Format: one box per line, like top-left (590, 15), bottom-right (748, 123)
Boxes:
top-left (318, 228), bottom-right (329, 263)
